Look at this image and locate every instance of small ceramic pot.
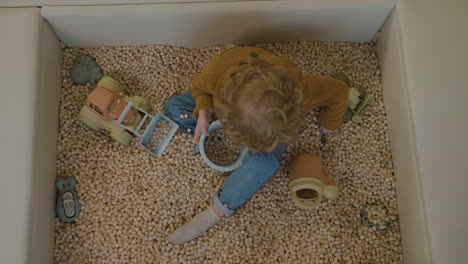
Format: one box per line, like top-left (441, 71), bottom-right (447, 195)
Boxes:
top-left (289, 153), bottom-right (339, 209)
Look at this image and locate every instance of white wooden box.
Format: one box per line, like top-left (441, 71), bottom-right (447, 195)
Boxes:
top-left (1, 1), bottom-right (466, 263)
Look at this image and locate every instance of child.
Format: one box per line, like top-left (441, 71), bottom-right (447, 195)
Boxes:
top-left (165, 47), bottom-right (348, 244)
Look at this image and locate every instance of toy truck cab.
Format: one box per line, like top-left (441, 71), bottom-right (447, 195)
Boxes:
top-left (86, 86), bottom-right (135, 125)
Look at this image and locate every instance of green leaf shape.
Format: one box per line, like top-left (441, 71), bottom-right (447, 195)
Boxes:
top-left (70, 55), bottom-right (102, 85)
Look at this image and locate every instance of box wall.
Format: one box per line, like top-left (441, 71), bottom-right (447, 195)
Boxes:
top-left (41, 0), bottom-right (395, 48)
top-left (394, 1), bottom-right (468, 263)
top-left (376, 8), bottom-right (432, 264)
top-left (378, 0), bottom-right (468, 263)
top-left (9, 1), bottom-right (460, 263)
top-left (0, 0), bottom-right (262, 8)
top-left (0, 7), bottom-right (62, 264)
top-left (28, 16), bottom-right (63, 264)
top-left (1, 7), bottom-right (41, 264)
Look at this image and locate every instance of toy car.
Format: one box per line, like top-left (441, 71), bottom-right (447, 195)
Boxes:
top-left (76, 76), bottom-right (151, 145)
top-left (56, 177), bottom-right (81, 223)
top-left (332, 72), bottom-right (375, 123)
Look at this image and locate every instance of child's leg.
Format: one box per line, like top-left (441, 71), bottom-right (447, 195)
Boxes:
top-left (214, 145), bottom-right (287, 216)
top-left (164, 92), bottom-right (197, 136)
top-left (168, 145), bottom-right (287, 244)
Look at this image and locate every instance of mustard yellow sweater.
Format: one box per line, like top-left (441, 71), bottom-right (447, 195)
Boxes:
top-left (192, 47), bottom-right (348, 130)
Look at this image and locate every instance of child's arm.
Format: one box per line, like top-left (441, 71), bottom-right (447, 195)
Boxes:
top-left (192, 60), bottom-right (219, 143)
top-left (192, 72), bottom-right (217, 119)
top-left (194, 109), bottom-right (213, 144)
top-left (191, 50), bottom-right (229, 118)
top-left (192, 50), bottom-right (234, 143)
top-left (301, 74), bottom-right (349, 131)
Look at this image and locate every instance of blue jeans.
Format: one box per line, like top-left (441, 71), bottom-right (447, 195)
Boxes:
top-left (165, 93), bottom-right (286, 216)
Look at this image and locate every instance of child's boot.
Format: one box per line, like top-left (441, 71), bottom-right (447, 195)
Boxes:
top-left (168, 205), bottom-right (222, 244)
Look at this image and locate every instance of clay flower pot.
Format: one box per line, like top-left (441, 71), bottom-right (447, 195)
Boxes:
top-left (288, 153), bottom-right (339, 209)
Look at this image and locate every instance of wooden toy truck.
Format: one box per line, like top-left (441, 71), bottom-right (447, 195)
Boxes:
top-left (77, 76), bottom-right (151, 145)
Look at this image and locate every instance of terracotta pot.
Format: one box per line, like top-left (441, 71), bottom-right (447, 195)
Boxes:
top-left (288, 153), bottom-right (339, 209)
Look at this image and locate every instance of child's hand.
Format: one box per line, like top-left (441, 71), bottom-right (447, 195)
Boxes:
top-left (194, 109), bottom-right (213, 144)
top-left (319, 127), bottom-right (333, 148)
top-left (321, 127), bottom-right (333, 134)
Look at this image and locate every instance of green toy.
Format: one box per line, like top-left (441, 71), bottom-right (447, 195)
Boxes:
top-left (332, 73), bottom-right (375, 123)
top-left (361, 200), bottom-right (398, 233)
top-left (56, 177), bottom-right (81, 223)
top-left (70, 55), bottom-right (103, 85)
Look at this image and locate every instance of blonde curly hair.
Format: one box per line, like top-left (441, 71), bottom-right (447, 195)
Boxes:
top-left (216, 52), bottom-right (304, 152)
